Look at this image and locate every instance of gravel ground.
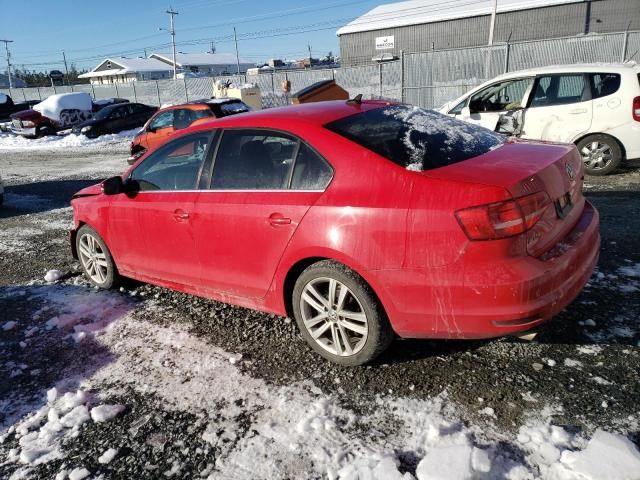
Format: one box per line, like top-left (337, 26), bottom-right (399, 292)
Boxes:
top-left (1, 145), bottom-right (639, 479)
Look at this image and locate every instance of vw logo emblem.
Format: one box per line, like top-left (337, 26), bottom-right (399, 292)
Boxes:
top-left (565, 162), bottom-right (575, 180)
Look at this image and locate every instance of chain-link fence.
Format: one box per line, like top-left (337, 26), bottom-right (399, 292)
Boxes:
top-left (2, 30), bottom-right (638, 111)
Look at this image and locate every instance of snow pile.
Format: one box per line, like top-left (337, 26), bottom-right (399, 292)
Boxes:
top-left (98, 447), bottom-right (118, 464)
top-left (2, 320), bottom-right (16, 331)
top-left (0, 128), bottom-right (140, 151)
top-left (44, 269), bottom-right (64, 283)
top-left (90, 404), bottom-right (125, 423)
top-left (68, 466), bottom-right (91, 480)
top-left (33, 92), bottom-right (92, 122)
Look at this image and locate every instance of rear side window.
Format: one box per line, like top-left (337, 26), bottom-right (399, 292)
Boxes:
top-left (291, 143), bottom-right (333, 190)
top-left (589, 73), bottom-right (621, 99)
top-left (325, 105), bottom-right (503, 171)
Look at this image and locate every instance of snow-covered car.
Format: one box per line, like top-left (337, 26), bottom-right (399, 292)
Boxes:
top-left (10, 92), bottom-right (95, 138)
top-left (71, 102), bottom-right (157, 138)
top-left (440, 63), bottom-right (640, 175)
top-left (0, 173), bottom-right (4, 206)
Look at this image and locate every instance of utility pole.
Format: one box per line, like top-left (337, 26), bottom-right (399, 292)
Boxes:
top-left (210, 42), bottom-right (216, 54)
top-left (488, 0), bottom-right (498, 45)
top-left (0, 39), bottom-right (14, 89)
top-left (144, 48), bottom-right (148, 58)
top-left (233, 27), bottom-right (240, 74)
top-left (62, 51), bottom-right (69, 85)
top-left (307, 42), bottom-right (312, 69)
top-left (166, 7), bottom-right (179, 80)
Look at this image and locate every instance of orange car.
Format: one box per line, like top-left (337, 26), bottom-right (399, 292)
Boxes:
top-left (128, 98), bottom-right (250, 163)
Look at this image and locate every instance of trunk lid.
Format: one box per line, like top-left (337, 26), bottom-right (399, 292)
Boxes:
top-left (425, 138), bottom-right (585, 257)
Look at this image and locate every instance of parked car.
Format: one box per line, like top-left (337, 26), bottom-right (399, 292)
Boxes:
top-left (11, 92), bottom-right (95, 138)
top-left (440, 63), bottom-right (640, 175)
top-left (72, 102), bottom-right (157, 138)
top-left (0, 93), bottom-right (39, 122)
top-left (128, 98), bottom-right (251, 163)
top-left (10, 93), bottom-right (129, 138)
top-left (70, 100), bottom-right (599, 365)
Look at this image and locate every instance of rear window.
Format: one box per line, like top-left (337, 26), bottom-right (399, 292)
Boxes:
top-left (325, 105), bottom-right (504, 171)
top-left (217, 101), bottom-right (250, 117)
top-left (589, 73), bottom-right (621, 99)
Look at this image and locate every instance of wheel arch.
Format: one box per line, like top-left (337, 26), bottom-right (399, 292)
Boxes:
top-left (279, 252), bottom-right (396, 325)
top-left (573, 132), bottom-right (626, 159)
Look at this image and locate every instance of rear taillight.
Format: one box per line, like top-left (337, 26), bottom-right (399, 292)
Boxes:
top-left (455, 192), bottom-right (551, 241)
top-left (633, 96), bottom-right (640, 122)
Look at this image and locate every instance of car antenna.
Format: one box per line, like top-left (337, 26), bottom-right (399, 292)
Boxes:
top-left (347, 94), bottom-right (363, 105)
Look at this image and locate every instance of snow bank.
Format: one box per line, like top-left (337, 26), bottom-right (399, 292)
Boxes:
top-left (98, 447), bottom-right (118, 464)
top-left (0, 128), bottom-right (139, 151)
top-left (0, 93), bottom-right (8, 104)
top-left (33, 93), bottom-right (92, 122)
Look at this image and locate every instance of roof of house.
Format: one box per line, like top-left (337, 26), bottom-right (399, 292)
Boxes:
top-left (336, 0), bottom-right (584, 36)
top-left (150, 52), bottom-right (253, 67)
top-left (78, 57), bottom-right (170, 78)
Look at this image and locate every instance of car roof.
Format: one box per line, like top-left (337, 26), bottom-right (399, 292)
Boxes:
top-left (190, 99), bottom-right (395, 131)
top-left (493, 62), bottom-right (640, 80)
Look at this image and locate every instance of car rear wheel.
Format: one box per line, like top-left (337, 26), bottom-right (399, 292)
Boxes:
top-left (292, 260), bottom-right (393, 366)
top-left (76, 225), bottom-right (119, 289)
top-left (577, 134), bottom-right (622, 176)
top-left (36, 124), bottom-right (54, 138)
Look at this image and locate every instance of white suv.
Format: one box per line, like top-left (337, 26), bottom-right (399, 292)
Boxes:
top-left (440, 63), bottom-right (640, 175)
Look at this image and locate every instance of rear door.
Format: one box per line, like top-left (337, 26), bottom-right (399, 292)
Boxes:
top-left (192, 128), bottom-right (333, 298)
top-left (520, 73), bottom-right (593, 142)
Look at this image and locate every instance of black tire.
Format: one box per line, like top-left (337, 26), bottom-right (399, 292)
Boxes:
top-left (75, 225), bottom-right (119, 289)
top-left (576, 134), bottom-right (622, 176)
top-left (36, 124), bottom-right (54, 138)
top-left (292, 260), bottom-right (394, 366)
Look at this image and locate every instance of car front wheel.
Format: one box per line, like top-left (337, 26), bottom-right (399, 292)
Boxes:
top-left (76, 225), bottom-right (119, 289)
top-left (577, 134), bottom-right (622, 176)
top-left (292, 260), bottom-right (394, 366)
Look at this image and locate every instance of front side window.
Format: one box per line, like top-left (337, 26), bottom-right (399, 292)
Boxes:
top-left (211, 129), bottom-right (296, 190)
top-left (149, 110), bottom-right (173, 130)
top-left (326, 105), bottom-right (504, 171)
top-left (130, 133), bottom-right (211, 191)
top-left (448, 99), bottom-right (467, 115)
top-left (173, 108), bottom-right (194, 130)
top-left (530, 74), bottom-right (586, 107)
top-left (589, 73), bottom-right (621, 99)
top-left (469, 78), bottom-right (532, 112)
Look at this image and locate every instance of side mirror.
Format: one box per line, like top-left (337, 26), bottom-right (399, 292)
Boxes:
top-left (461, 106), bottom-right (471, 118)
top-left (102, 176), bottom-right (124, 195)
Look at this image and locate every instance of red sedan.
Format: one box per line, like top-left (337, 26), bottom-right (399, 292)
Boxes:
top-left (70, 100), bottom-right (600, 365)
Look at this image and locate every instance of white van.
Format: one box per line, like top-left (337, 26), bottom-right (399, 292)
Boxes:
top-left (440, 63), bottom-right (640, 175)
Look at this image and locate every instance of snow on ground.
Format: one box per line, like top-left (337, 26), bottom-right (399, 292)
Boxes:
top-left (0, 129), bottom-right (139, 151)
top-left (2, 283), bottom-right (639, 480)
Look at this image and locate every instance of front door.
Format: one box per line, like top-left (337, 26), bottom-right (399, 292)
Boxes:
top-left (193, 129), bottom-right (334, 298)
top-left (146, 110), bottom-right (176, 151)
top-left (460, 77), bottom-right (534, 131)
top-left (520, 73), bottom-right (593, 143)
top-left (109, 131), bottom-right (213, 285)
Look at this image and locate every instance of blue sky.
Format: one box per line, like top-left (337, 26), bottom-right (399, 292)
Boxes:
top-left (0, 0), bottom-right (383, 72)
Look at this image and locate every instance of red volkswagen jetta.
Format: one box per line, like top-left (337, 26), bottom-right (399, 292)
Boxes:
top-left (70, 100), bottom-right (599, 365)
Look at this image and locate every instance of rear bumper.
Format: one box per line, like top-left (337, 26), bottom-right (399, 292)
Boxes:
top-left (380, 201), bottom-right (600, 339)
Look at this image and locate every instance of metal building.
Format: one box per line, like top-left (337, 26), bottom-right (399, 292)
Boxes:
top-left (337, 0), bottom-right (640, 66)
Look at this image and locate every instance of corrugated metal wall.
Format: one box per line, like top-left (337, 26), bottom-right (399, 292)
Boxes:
top-left (339, 0), bottom-right (640, 66)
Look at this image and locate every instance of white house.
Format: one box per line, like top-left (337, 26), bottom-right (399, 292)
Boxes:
top-left (150, 52), bottom-right (254, 76)
top-left (78, 57), bottom-right (172, 85)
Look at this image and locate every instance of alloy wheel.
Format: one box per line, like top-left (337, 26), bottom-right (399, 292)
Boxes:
top-left (78, 233), bottom-right (110, 284)
top-left (581, 141), bottom-right (613, 171)
top-left (299, 277), bottom-right (369, 357)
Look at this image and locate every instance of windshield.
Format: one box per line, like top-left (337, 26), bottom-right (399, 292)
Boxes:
top-left (94, 106), bottom-right (117, 121)
top-left (325, 105), bottom-right (504, 171)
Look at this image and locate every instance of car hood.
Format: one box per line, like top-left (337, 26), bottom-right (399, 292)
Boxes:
top-left (73, 118), bottom-right (100, 130)
top-left (72, 182), bottom-right (103, 199)
top-left (11, 109), bottom-right (42, 121)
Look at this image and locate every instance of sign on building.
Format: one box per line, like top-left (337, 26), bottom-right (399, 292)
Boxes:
top-left (375, 36), bottom-right (395, 50)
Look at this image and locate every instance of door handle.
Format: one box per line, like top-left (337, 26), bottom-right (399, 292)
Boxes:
top-left (173, 209), bottom-right (189, 221)
top-left (569, 108), bottom-right (587, 114)
top-left (268, 213), bottom-right (291, 226)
